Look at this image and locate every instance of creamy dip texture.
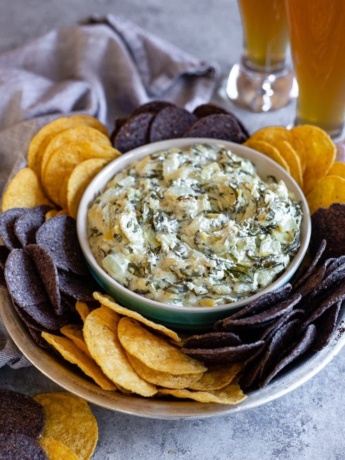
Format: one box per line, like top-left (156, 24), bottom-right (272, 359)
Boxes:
top-left (88, 143), bottom-right (303, 307)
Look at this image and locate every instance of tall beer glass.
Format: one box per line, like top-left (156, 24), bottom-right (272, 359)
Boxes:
top-left (226, 0), bottom-right (296, 112)
top-left (285, 0), bottom-right (345, 139)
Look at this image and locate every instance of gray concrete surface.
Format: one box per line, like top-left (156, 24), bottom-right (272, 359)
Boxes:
top-left (0, 1), bottom-right (344, 459)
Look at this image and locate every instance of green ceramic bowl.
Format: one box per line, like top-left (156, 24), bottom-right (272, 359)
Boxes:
top-left (77, 138), bottom-right (311, 331)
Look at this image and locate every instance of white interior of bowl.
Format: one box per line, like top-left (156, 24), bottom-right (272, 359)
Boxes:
top-left (77, 138), bottom-right (311, 315)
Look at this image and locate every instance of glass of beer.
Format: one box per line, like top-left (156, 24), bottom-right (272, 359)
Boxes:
top-left (285, 0), bottom-right (345, 139)
top-left (226, 0), bottom-right (297, 112)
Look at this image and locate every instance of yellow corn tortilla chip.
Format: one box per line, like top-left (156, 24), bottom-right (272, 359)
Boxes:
top-left (249, 126), bottom-right (291, 144)
top-left (187, 363), bottom-right (242, 391)
top-left (40, 125), bottom-right (111, 179)
top-left (328, 161), bottom-right (345, 179)
top-left (27, 117), bottom-right (82, 175)
top-left (60, 324), bottom-right (92, 357)
top-left (290, 125), bottom-right (336, 195)
top-left (75, 300), bottom-right (96, 322)
top-left (118, 317), bottom-right (206, 375)
top-left (67, 158), bottom-right (109, 218)
top-left (39, 437), bottom-right (80, 460)
top-left (244, 139), bottom-right (290, 172)
top-left (275, 140), bottom-right (303, 188)
top-left (42, 141), bottom-right (118, 205)
top-left (158, 383), bottom-right (247, 404)
top-left (70, 114), bottom-right (109, 136)
top-left (34, 392), bottom-right (98, 460)
top-left (93, 291), bottom-right (181, 342)
top-left (306, 175), bottom-right (345, 214)
top-left (1, 167), bottom-right (52, 212)
top-left (127, 353), bottom-right (204, 389)
top-left (41, 332), bottom-right (116, 391)
top-left (83, 307), bottom-right (157, 397)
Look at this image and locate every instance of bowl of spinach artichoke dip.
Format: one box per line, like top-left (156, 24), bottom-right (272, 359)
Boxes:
top-left (78, 138), bottom-right (310, 330)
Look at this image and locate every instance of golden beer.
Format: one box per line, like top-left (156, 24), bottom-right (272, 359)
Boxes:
top-left (239, 0), bottom-right (289, 71)
top-left (286, 0), bottom-right (345, 137)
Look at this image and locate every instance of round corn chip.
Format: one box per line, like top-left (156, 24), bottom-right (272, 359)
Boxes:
top-left (60, 324), bottom-right (92, 357)
top-left (93, 292), bottom-right (181, 342)
top-left (33, 392), bottom-right (98, 460)
top-left (127, 354), bottom-right (204, 389)
top-left (42, 142), bottom-right (118, 205)
top-left (275, 140), bottom-right (303, 188)
top-left (290, 125), bottom-right (336, 195)
top-left (27, 117), bottom-right (82, 175)
top-left (70, 114), bottom-right (108, 136)
top-left (327, 161), bottom-right (345, 179)
top-left (187, 363), bottom-right (242, 391)
top-left (83, 307), bottom-right (157, 397)
top-left (41, 332), bottom-right (116, 391)
top-left (40, 437), bottom-right (79, 460)
top-left (40, 125), bottom-right (111, 179)
top-left (75, 300), bottom-right (96, 322)
top-left (249, 126), bottom-right (291, 144)
top-left (306, 175), bottom-right (345, 214)
top-left (244, 139), bottom-right (290, 172)
top-left (0, 432), bottom-right (47, 460)
top-left (117, 317), bottom-right (206, 375)
top-left (2, 168), bottom-right (52, 212)
top-left (67, 158), bottom-right (109, 218)
top-left (158, 383), bottom-right (247, 404)
top-left (0, 389), bottom-right (45, 438)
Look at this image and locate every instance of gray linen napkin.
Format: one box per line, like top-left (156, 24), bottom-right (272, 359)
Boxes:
top-left (0, 14), bottom-right (220, 368)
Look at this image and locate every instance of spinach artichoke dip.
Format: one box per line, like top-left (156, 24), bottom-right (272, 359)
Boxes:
top-left (88, 143), bottom-right (302, 307)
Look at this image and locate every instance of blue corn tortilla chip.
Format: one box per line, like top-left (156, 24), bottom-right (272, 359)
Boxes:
top-left (292, 239), bottom-right (327, 290)
top-left (14, 205), bottom-right (51, 248)
top-left (213, 284), bottom-right (292, 331)
top-left (219, 294), bottom-right (301, 331)
top-left (35, 215), bottom-right (88, 275)
top-left (149, 106), bottom-right (197, 142)
top-left (192, 103), bottom-right (250, 138)
top-left (0, 208), bottom-right (29, 250)
top-left (113, 112), bottom-right (155, 153)
top-left (0, 390), bottom-right (45, 438)
top-left (182, 331), bottom-right (242, 349)
top-left (310, 203), bottom-right (345, 260)
top-left (183, 113), bottom-right (248, 144)
top-left (4, 248), bottom-right (49, 307)
top-left (26, 244), bottom-right (61, 315)
top-left (0, 432), bottom-right (47, 460)
top-left (58, 269), bottom-right (98, 302)
top-left (310, 301), bottom-right (343, 352)
top-left (259, 324), bottom-right (317, 388)
top-left (182, 340), bottom-right (264, 364)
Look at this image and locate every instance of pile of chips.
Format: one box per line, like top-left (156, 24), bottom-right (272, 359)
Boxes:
top-left (0, 206), bottom-right (98, 345)
top-left (182, 204), bottom-right (345, 390)
top-left (1, 114), bottom-right (120, 218)
top-left (1, 102), bottom-right (345, 407)
top-left (41, 292), bottom-right (246, 404)
top-left (0, 389), bottom-right (98, 459)
top-left (111, 101), bottom-right (249, 152)
top-left (244, 125), bottom-right (345, 213)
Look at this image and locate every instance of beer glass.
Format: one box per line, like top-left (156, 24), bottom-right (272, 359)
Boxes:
top-left (285, 0), bottom-right (345, 139)
top-left (226, 0), bottom-right (296, 112)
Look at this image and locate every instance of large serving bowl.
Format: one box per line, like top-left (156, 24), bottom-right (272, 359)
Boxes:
top-left (77, 138), bottom-right (311, 331)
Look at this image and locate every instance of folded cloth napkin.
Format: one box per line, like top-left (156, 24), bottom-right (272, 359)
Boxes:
top-left (0, 14), bottom-right (220, 368)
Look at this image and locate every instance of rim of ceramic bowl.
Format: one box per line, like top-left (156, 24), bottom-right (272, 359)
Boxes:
top-left (77, 137), bottom-right (311, 316)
